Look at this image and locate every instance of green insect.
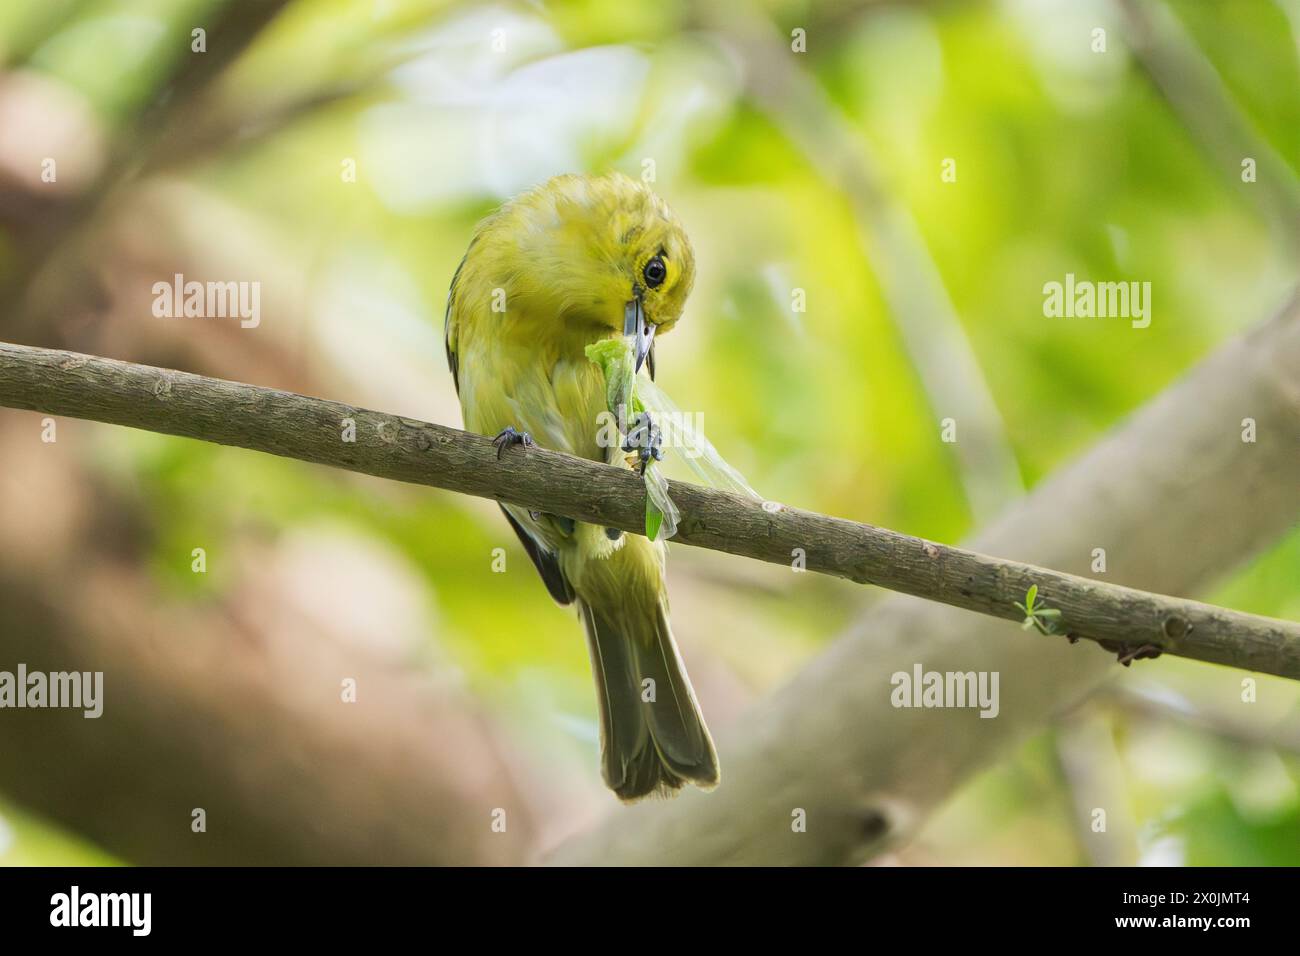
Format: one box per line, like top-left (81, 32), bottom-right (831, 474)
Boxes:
top-left (583, 337), bottom-right (674, 540)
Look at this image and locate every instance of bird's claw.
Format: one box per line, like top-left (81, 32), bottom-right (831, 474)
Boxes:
top-left (492, 426), bottom-right (534, 460)
top-left (621, 411), bottom-right (663, 475)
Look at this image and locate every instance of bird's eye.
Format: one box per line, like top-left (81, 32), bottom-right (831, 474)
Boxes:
top-left (643, 255), bottom-right (667, 289)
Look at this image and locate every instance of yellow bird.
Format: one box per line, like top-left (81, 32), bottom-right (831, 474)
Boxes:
top-left (444, 172), bottom-right (719, 800)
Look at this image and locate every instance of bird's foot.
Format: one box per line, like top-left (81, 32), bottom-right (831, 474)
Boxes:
top-left (492, 425), bottom-right (534, 460)
top-left (621, 411), bottom-right (663, 476)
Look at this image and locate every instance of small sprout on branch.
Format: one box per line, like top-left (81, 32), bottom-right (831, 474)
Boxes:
top-left (1014, 584), bottom-right (1062, 635)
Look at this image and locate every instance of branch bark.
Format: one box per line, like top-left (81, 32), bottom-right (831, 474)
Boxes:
top-left (0, 337), bottom-right (1296, 681)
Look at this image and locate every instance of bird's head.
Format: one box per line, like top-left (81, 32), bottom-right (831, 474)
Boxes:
top-left (487, 172), bottom-right (695, 376)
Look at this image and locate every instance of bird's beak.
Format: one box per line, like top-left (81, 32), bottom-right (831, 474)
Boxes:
top-left (624, 297), bottom-right (655, 378)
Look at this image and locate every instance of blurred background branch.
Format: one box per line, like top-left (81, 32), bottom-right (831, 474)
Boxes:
top-left (1118, 0), bottom-right (1300, 254)
top-left (1053, 708), bottom-right (1138, 867)
top-left (705, 0), bottom-right (1025, 524)
top-left (0, 535), bottom-right (538, 864)
top-left (0, 0), bottom-right (295, 327)
top-left (1104, 683), bottom-right (1300, 756)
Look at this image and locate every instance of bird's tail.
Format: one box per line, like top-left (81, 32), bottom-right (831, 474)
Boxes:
top-left (577, 596), bottom-right (719, 801)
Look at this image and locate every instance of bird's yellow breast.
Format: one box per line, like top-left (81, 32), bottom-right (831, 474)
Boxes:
top-left (456, 317), bottom-right (611, 464)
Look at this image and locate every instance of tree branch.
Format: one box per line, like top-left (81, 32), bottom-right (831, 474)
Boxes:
top-left (0, 338), bottom-right (1296, 681)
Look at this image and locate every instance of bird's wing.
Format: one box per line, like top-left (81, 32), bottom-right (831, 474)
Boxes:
top-left (447, 249), bottom-right (577, 605)
top-left (500, 505), bottom-right (575, 605)
top-left (444, 252), bottom-right (467, 394)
